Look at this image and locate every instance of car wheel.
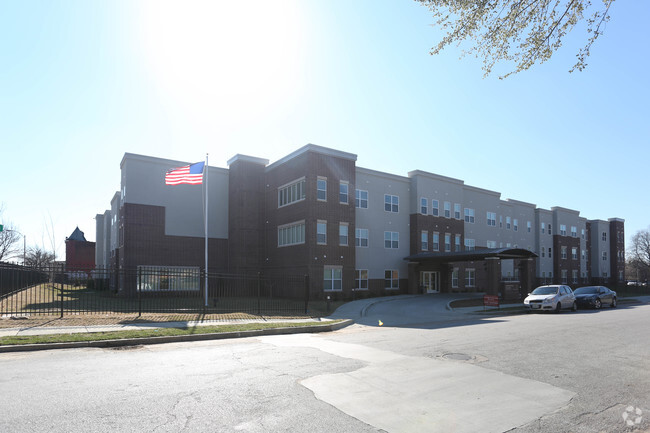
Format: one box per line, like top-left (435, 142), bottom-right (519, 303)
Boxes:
top-left (594, 299), bottom-right (602, 309)
top-left (611, 297), bottom-right (617, 308)
top-left (571, 302), bottom-right (577, 312)
top-left (555, 302), bottom-right (562, 313)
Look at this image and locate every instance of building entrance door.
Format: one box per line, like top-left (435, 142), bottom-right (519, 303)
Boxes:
top-left (421, 271), bottom-right (440, 294)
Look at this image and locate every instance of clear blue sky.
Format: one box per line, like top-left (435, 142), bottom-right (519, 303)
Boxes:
top-left (1, 0), bottom-right (648, 260)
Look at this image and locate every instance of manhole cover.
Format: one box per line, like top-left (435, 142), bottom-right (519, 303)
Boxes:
top-left (442, 353), bottom-right (473, 361)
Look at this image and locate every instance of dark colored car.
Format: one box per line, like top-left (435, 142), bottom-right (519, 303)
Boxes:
top-left (573, 286), bottom-right (617, 309)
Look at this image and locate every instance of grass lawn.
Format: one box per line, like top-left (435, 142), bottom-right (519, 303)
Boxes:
top-left (0, 320), bottom-right (345, 346)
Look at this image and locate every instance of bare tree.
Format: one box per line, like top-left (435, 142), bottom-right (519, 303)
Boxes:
top-left (24, 246), bottom-right (56, 270)
top-left (628, 228), bottom-right (650, 282)
top-left (0, 204), bottom-right (22, 262)
top-left (418, 0), bottom-right (615, 78)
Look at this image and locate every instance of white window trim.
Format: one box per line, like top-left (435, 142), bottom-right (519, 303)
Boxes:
top-left (339, 181), bottom-right (349, 205)
top-left (323, 265), bottom-right (343, 292)
top-left (317, 220), bottom-right (327, 245)
top-left (277, 220), bottom-right (306, 247)
top-left (317, 176), bottom-right (327, 202)
top-left (278, 177), bottom-right (306, 208)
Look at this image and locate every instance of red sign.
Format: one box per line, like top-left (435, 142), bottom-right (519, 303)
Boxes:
top-left (483, 295), bottom-right (500, 307)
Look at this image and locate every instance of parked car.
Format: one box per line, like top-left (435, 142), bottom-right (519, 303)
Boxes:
top-left (573, 286), bottom-right (617, 309)
top-left (523, 285), bottom-right (577, 313)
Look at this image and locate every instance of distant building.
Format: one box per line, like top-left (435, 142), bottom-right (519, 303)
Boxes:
top-left (65, 227), bottom-right (95, 271)
top-left (95, 144), bottom-right (624, 299)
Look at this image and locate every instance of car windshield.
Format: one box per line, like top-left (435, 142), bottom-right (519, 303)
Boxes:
top-left (574, 287), bottom-right (599, 295)
top-left (531, 286), bottom-right (558, 295)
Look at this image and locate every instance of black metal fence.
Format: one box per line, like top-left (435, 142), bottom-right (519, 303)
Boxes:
top-left (0, 263), bottom-right (310, 317)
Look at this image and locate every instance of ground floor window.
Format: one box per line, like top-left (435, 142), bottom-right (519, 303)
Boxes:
top-left (137, 266), bottom-right (200, 292)
top-left (355, 269), bottom-right (368, 290)
top-left (572, 270), bottom-right (578, 284)
top-left (465, 268), bottom-right (475, 287)
top-left (324, 266), bottom-right (342, 291)
top-left (561, 269), bottom-right (568, 284)
top-left (385, 270), bottom-right (399, 289)
top-left (451, 268), bottom-right (459, 288)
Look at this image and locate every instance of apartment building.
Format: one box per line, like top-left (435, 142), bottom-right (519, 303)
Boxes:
top-left (96, 144), bottom-right (625, 299)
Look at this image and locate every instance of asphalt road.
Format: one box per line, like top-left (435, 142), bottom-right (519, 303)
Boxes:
top-left (1, 297), bottom-right (649, 432)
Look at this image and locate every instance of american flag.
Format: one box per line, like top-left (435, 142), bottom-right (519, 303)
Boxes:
top-left (165, 161), bottom-right (205, 185)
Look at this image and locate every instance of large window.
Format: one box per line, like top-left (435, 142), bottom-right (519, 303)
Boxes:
top-left (464, 238), bottom-right (476, 251)
top-left (432, 232), bottom-right (440, 251)
top-left (421, 231), bottom-right (428, 251)
top-left (317, 220), bottom-right (327, 245)
top-left (454, 203), bottom-right (461, 220)
top-left (385, 270), bottom-right (399, 289)
top-left (324, 266), bottom-right (342, 291)
top-left (432, 199), bottom-right (439, 216)
top-left (355, 228), bottom-right (369, 247)
top-left (487, 240), bottom-right (497, 248)
top-left (278, 221), bottom-right (306, 247)
top-left (137, 266), bottom-right (200, 292)
top-left (420, 198), bottom-right (428, 215)
top-left (278, 178), bottom-right (305, 208)
top-left (384, 194), bottom-right (399, 212)
top-left (355, 189), bottom-right (368, 209)
top-left (487, 212), bottom-right (496, 227)
top-left (339, 223), bottom-right (348, 246)
top-left (339, 182), bottom-right (349, 204)
top-left (465, 269), bottom-right (475, 287)
top-left (317, 177), bottom-right (327, 201)
top-left (355, 270), bottom-right (368, 290)
top-left (444, 201), bottom-right (451, 218)
top-left (384, 231), bottom-right (399, 249)
top-left (571, 226), bottom-right (577, 237)
top-left (560, 224), bottom-right (567, 236)
top-left (464, 208), bottom-right (475, 223)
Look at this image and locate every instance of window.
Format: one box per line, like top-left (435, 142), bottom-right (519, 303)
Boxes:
top-left (464, 208), bottom-right (475, 223)
top-left (454, 203), bottom-right (461, 220)
top-left (602, 251), bottom-right (607, 261)
top-left (444, 233), bottom-right (451, 252)
top-left (317, 221), bottom-right (327, 244)
top-left (561, 269), bottom-right (568, 284)
top-left (506, 216), bottom-right (511, 230)
top-left (581, 228), bottom-right (585, 239)
top-left (541, 222), bottom-right (545, 234)
top-left (278, 221), bottom-right (306, 247)
top-left (572, 247), bottom-right (577, 260)
top-left (384, 194), bottom-right (399, 213)
top-left (602, 232), bottom-right (607, 241)
top-left (452, 268), bottom-right (459, 288)
top-left (278, 178), bottom-right (306, 208)
top-left (324, 266), bottom-right (342, 291)
top-left (548, 247), bottom-right (552, 258)
top-left (527, 221), bottom-right (531, 232)
top-left (464, 238), bottom-right (476, 251)
top-left (385, 270), bottom-right (399, 289)
top-left (571, 226), bottom-right (577, 237)
top-left (499, 216), bottom-right (503, 228)
top-left (541, 247), bottom-right (545, 258)
top-left (339, 182), bottom-right (348, 204)
top-left (455, 234), bottom-right (461, 252)
top-left (572, 270), bottom-right (578, 284)
top-left (465, 269), bottom-right (475, 287)
top-left (421, 231), bottom-right (428, 251)
top-left (487, 240), bottom-right (497, 248)
top-left (339, 223), bottom-right (348, 246)
top-left (560, 224), bottom-right (567, 236)
top-left (487, 212), bottom-right (496, 227)
top-left (317, 177), bottom-right (327, 201)
top-left (432, 232), bottom-right (440, 251)
top-left (355, 270), bottom-right (368, 290)
top-left (384, 231), bottom-right (399, 249)
top-left (513, 219), bottom-right (518, 232)
top-left (444, 201), bottom-right (451, 218)
top-left (420, 198), bottom-right (428, 215)
top-left (355, 189), bottom-right (368, 209)
top-left (561, 246), bottom-right (567, 259)
top-left (548, 224), bottom-right (552, 234)
top-left (432, 200), bottom-right (439, 216)
top-left (355, 228), bottom-right (369, 247)
top-left (581, 249), bottom-right (586, 260)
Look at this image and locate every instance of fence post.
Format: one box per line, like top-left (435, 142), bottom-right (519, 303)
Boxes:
top-left (60, 265), bottom-right (64, 318)
top-left (304, 274), bottom-right (310, 314)
top-left (138, 268), bottom-right (142, 317)
top-left (257, 272), bottom-right (261, 316)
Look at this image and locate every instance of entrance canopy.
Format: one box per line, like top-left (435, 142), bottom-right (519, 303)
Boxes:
top-left (404, 248), bottom-right (538, 263)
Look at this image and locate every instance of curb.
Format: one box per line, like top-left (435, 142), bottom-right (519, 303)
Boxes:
top-left (359, 295), bottom-right (418, 317)
top-left (0, 319), bottom-right (354, 353)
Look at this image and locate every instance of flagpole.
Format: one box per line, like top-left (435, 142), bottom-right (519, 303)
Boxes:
top-left (204, 153), bottom-right (209, 307)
